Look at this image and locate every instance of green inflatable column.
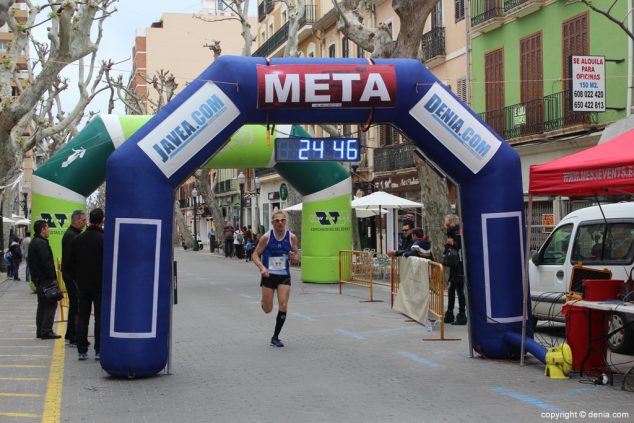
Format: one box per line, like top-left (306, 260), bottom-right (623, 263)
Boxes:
top-left (275, 126), bottom-right (352, 283)
top-left (31, 115), bottom-right (150, 278)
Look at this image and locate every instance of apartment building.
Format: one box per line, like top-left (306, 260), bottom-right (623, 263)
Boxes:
top-left (129, 0), bottom-right (257, 241)
top-left (469, 0), bottom-right (630, 244)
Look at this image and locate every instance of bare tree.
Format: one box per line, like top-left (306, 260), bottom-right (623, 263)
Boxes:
top-left (195, 0), bottom-right (254, 56)
top-left (568, 0), bottom-right (634, 40)
top-left (333, 0), bottom-right (452, 252)
top-left (0, 0), bottom-right (117, 205)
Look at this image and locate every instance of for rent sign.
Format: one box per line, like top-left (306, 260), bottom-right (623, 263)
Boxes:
top-left (571, 55), bottom-right (606, 112)
top-left (257, 64), bottom-right (397, 109)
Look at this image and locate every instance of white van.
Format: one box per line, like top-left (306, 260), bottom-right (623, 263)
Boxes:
top-left (529, 202), bottom-right (634, 353)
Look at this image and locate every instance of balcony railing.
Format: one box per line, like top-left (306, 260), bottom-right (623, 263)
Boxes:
top-left (421, 26), bottom-right (445, 63)
top-left (471, 0), bottom-right (503, 27)
top-left (374, 144), bottom-right (416, 172)
top-left (503, 0), bottom-right (544, 14)
top-left (253, 5), bottom-right (317, 57)
top-left (477, 90), bottom-right (598, 141)
top-left (503, 0), bottom-right (529, 12)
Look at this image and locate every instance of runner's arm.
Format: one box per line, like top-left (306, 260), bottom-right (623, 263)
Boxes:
top-left (252, 233), bottom-right (270, 277)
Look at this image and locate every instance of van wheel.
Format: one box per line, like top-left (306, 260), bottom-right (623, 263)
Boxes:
top-left (608, 313), bottom-right (634, 354)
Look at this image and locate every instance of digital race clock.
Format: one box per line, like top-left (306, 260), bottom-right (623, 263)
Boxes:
top-left (275, 138), bottom-right (360, 162)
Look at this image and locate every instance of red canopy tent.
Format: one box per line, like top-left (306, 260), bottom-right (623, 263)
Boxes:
top-left (520, 127), bottom-right (634, 364)
top-left (529, 128), bottom-right (634, 196)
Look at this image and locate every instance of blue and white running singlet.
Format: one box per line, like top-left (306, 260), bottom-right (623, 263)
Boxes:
top-left (262, 229), bottom-right (291, 276)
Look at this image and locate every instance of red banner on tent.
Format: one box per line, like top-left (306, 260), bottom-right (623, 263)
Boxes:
top-left (529, 128), bottom-right (634, 196)
top-left (257, 64), bottom-right (397, 109)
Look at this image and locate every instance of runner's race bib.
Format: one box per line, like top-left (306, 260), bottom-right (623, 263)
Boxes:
top-left (269, 256), bottom-right (287, 271)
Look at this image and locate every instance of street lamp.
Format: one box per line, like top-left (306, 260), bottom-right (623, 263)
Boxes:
top-left (237, 171), bottom-right (245, 229)
top-left (254, 177), bottom-right (261, 234)
top-left (192, 187), bottom-right (199, 251)
top-left (20, 185), bottom-right (28, 218)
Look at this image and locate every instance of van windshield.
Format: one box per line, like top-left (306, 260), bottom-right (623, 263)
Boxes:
top-left (541, 224), bottom-right (573, 265)
top-left (572, 222), bottom-right (634, 264)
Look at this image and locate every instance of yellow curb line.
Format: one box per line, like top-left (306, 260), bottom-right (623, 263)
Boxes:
top-left (0, 364), bottom-right (48, 368)
top-left (0, 393), bottom-right (41, 397)
top-left (42, 322), bottom-right (66, 423)
top-left (0, 412), bottom-right (40, 417)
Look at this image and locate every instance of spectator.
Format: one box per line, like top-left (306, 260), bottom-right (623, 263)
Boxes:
top-left (223, 223), bottom-right (234, 258)
top-left (387, 221), bottom-right (415, 257)
top-left (28, 220), bottom-right (61, 339)
top-left (9, 238), bottom-right (22, 281)
top-left (408, 228), bottom-right (434, 260)
top-left (61, 210), bottom-right (86, 346)
top-left (208, 228), bottom-right (216, 253)
top-left (68, 208), bottom-right (104, 361)
top-left (21, 233), bottom-right (31, 282)
top-left (443, 214), bottom-right (466, 325)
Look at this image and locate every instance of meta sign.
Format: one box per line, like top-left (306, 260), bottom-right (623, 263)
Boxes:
top-left (571, 55), bottom-right (606, 112)
top-left (257, 64), bottom-right (397, 109)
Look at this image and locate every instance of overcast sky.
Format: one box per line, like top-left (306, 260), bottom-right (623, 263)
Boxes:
top-left (48, 0), bottom-right (255, 116)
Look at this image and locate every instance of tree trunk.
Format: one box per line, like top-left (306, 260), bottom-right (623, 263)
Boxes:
top-left (174, 200), bottom-right (194, 249)
top-left (285, 185), bottom-right (303, 247)
top-left (414, 156), bottom-right (450, 261)
top-left (195, 170), bottom-right (226, 243)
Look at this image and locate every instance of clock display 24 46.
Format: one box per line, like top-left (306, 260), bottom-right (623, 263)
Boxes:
top-left (275, 137), bottom-right (360, 162)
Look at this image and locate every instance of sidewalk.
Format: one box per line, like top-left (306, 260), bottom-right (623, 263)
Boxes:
top-left (1, 251), bottom-right (632, 422)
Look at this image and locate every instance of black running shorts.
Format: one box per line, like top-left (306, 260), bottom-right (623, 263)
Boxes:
top-left (260, 273), bottom-right (291, 289)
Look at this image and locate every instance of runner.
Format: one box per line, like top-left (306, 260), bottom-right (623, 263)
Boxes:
top-left (252, 210), bottom-right (299, 347)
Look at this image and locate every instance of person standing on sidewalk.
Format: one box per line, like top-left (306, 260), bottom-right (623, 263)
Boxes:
top-left (28, 220), bottom-right (61, 339)
top-left (9, 238), bottom-right (22, 280)
top-left (61, 210), bottom-right (86, 346)
top-left (68, 208), bottom-right (104, 361)
top-left (252, 210), bottom-right (299, 348)
top-left (20, 233), bottom-right (31, 283)
top-left (443, 215), bottom-right (467, 326)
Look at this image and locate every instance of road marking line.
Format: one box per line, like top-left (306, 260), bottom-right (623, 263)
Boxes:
top-left (0, 392), bottom-right (40, 397)
top-left (0, 364), bottom-right (47, 368)
top-left (0, 412), bottom-right (40, 418)
top-left (42, 322), bottom-right (66, 423)
top-left (397, 352), bottom-right (445, 368)
top-left (490, 387), bottom-right (561, 412)
top-left (0, 377), bottom-right (44, 381)
top-left (335, 328), bottom-right (366, 340)
top-left (0, 346), bottom-right (49, 349)
top-left (0, 354), bottom-right (48, 358)
top-left (291, 312), bottom-right (315, 321)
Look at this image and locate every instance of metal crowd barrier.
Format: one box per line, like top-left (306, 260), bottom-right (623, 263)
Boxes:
top-left (391, 258), bottom-right (460, 341)
top-left (339, 250), bottom-right (375, 302)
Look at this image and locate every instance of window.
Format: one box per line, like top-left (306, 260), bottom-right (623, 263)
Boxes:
top-left (455, 0), bottom-right (465, 22)
top-left (484, 48), bottom-right (504, 135)
top-left (0, 40), bottom-right (6, 53)
top-left (432, 0), bottom-right (443, 28)
top-left (573, 222), bottom-right (634, 264)
top-left (342, 37), bottom-right (349, 58)
top-left (357, 44), bottom-right (364, 59)
top-left (540, 224), bottom-right (573, 265)
top-left (328, 43), bottom-right (336, 58)
top-left (457, 77), bottom-right (467, 103)
top-left (520, 32), bottom-right (543, 133)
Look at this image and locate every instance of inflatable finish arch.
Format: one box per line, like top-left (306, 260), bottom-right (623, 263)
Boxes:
top-left (103, 56), bottom-right (532, 377)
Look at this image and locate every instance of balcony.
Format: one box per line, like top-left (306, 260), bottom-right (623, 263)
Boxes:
top-left (374, 144), bottom-right (416, 173)
top-left (471, 0), bottom-right (504, 33)
top-left (253, 5), bottom-right (317, 58)
top-left (503, 0), bottom-right (545, 18)
top-left (477, 90), bottom-right (598, 142)
top-left (420, 26), bottom-right (445, 68)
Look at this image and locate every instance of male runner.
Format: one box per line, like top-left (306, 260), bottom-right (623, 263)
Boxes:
top-left (252, 210), bottom-right (299, 347)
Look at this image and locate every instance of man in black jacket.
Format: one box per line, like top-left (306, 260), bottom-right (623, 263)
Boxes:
top-left (68, 208), bottom-right (104, 361)
top-left (28, 220), bottom-right (61, 339)
top-left (387, 221), bottom-right (415, 258)
top-left (61, 210), bottom-right (86, 345)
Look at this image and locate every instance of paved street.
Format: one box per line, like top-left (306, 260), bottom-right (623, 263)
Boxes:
top-left (0, 249), bottom-right (633, 422)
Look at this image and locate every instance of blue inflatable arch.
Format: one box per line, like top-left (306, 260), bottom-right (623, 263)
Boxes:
top-left (102, 56), bottom-right (532, 377)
